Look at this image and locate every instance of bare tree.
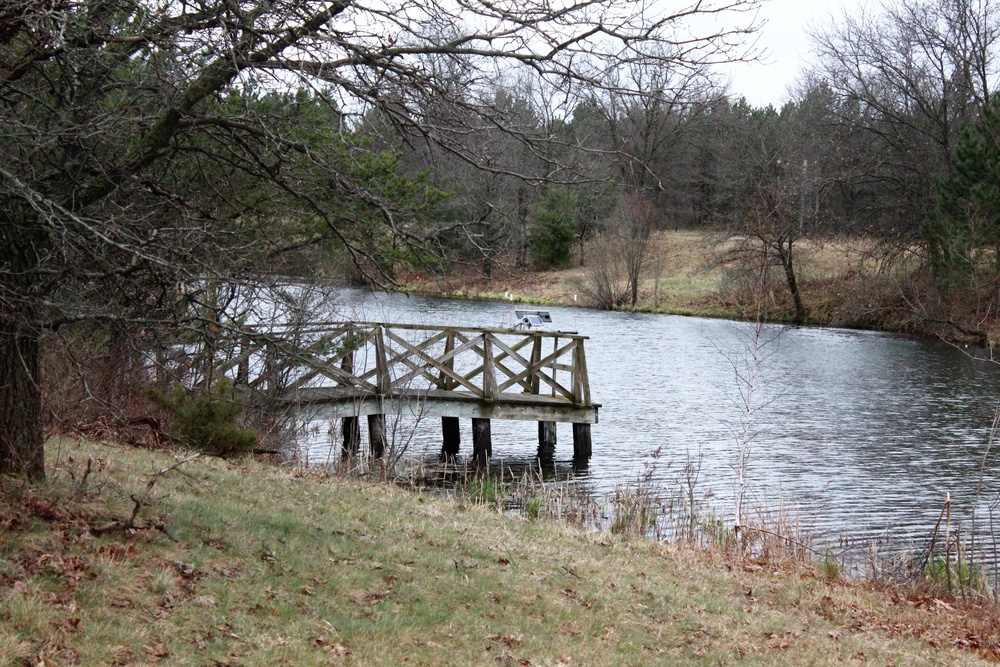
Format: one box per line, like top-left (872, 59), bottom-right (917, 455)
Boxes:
top-left (716, 90), bottom-right (841, 324)
top-left (579, 241), bottom-right (631, 309)
top-left (809, 0), bottom-right (1000, 248)
top-left (0, 0), bottom-right (762, 478)
top-left (615, 195), bottom-right (656, 307)
top-left (578, 192), bottom-right (654, 308)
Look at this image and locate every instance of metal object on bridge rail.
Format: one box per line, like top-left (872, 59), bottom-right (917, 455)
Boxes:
top-left (213, 321), bottom-right (599, 468)
top-left (513, 309), bottom-right (552, 330)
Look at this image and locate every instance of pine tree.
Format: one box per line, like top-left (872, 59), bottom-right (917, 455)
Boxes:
top-left (927, 94), bottom-right (1000, 282)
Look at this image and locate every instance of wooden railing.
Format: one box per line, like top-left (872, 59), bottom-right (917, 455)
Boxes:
top-left (180, 322), bottom-right (592, 408)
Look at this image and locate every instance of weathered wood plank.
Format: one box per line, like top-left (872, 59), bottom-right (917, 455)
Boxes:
top-left (573, 339), bottom-right (591, 406)
top-left (381, 330), bottom-right (465, 390)
top-left (292, 388), bottom-right (599, 424)
top-left (273, 320), bottom-right (589, 341)
top-left (374, 326), bottom-right (390, 395)
top-left (365, 331), bottom-right (482, 395)
top-left (481, 333), bottom-right (499, 402)
top-left (439, 332), bottom-right (457, 391)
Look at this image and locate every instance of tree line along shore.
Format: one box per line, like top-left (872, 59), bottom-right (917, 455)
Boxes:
top-left (399, 231), bottom-right (997, 347)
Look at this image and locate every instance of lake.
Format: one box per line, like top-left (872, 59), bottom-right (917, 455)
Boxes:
top-left (299, 289), bottom-right (1000, 557)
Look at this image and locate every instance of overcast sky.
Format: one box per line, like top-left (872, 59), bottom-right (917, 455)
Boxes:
top-left (719, 0), bottom-right (864, 107)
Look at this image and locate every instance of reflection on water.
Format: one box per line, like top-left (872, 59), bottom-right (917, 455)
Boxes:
top-left (299, 289), bottom-right (1000, 553)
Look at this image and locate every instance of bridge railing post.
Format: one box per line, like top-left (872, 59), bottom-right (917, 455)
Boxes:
top-left (550, 334), bottom-right (558, 397)
top-left (572, 338), bottom-right (592, 467)
top-left (340, 340), bottom-right (360, 457)
top-left (438, 331), bottom-right (456, 390)
top-left (481, 332), bottom-right (498, 402)
top-left (529, 335), bottom-right (542, 395)
top-left (572, 338), bottom-right (591, 407)
top-left (374, 325), bottom-right (390, 395)
top-left (440, 331), bottom-right (460, 460)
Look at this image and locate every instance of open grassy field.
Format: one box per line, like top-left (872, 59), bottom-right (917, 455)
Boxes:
top-left (3, 440), bottom-right (999, 665)
top-left (400, 231), bottom-right (952, 338)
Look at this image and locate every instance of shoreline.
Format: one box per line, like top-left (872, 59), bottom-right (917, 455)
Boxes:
top-left (393, 231), bottom-right (995, 347)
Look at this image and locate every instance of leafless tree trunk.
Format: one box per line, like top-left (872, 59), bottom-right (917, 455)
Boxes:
top-left (615, 195), bottom-right (655, 307)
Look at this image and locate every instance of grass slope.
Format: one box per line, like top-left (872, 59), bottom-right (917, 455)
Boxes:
top-left (1, 440), bottom-right (996, 666)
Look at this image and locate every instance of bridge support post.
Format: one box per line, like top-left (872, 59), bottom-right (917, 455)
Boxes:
top-left (340, 345), bottom-right (361, 458)
top-left (572, 423), bottom-right (591, 469)
top-left (538, 421), bottom-right (557, 459)
top-left (441, 417), bottom-right (461, 461)
top-left (342, 417), bottom-right (361, 457)
top-left (368, 414), bottom-right (386, 459)
top-left (472, 418), bottom-right (492, 469)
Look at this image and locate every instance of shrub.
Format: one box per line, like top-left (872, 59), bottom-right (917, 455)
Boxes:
top-left (149, 378), bottom-right (258, 458)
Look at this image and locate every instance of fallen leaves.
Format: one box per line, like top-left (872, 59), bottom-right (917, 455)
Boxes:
top-left (143, 643), bottom-right (169, 660)
top-left (313, 638), bottom-right (351, 656)
top-left (97, 543), bottom-right (138, 562)
top-left (762, 630), bottom-right (799, 650)
top-left (32, 652), bottom-right (59, 667)
top-left (489, 634), bottom-right (524, 648)
top-left (559, 588), bottom-right (592, 609)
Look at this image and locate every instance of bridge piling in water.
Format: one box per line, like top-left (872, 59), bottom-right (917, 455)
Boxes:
top-left (472, 418), bottom-right (492, 468)
top-left (573, 423), bottom-right (592, 461)
top-left (342, 416), bottom-right (361, 457)
top-left (340, 349), bottom-right (358, 457)
top-left (368, 413), bottom-right (386, 458)
top-left (538, 421), bottom-right (557, 459)
top-left (441, 417), bottom-right (461, 461)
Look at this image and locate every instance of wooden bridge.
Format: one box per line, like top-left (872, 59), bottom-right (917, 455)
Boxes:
top-left (211, 321), bottom-right (599, 466)
top-left (295, 322), bottom-right (597, 466)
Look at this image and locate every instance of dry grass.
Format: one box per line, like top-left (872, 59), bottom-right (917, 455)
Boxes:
top-left (400, 231), bottom-right (1000, 342)
top-left (401, 231), bottom-right (880, 321)
top-left (2, 439), bottom-right (1000, 665)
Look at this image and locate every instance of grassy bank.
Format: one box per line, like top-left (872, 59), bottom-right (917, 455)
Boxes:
top-left (3, 441), bottom-right (999, 665)
top-left (401, 231), bottom-right (979, 342)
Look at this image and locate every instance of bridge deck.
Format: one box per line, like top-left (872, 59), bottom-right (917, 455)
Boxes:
top-left (288, 386), bottom-right (600, 424)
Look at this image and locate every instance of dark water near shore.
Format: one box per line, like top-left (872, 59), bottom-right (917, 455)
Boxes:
top-left (299, 289), bottom-right (1000, 553)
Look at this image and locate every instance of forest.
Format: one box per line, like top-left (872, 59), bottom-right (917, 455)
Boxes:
top-left (387, 0), bottom-right (1000, 335)
top-left (2, 0), bottom-right (999, 476)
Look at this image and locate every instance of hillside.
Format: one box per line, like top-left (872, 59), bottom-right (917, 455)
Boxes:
top-left (2, 440), bottom-right (998, 665)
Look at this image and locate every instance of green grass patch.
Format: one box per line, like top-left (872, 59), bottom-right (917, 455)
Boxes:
top-left (0, 439), bottom-right (994, 666)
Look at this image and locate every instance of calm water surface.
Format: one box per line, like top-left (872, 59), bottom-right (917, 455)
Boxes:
top-left (303, 289), bottom-right (1000, 549)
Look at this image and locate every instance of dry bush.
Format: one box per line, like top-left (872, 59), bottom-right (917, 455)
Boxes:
top-left (576, 244), bottom-right (631, 309)
top-left (42, 326), bottom-right (169, 449)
